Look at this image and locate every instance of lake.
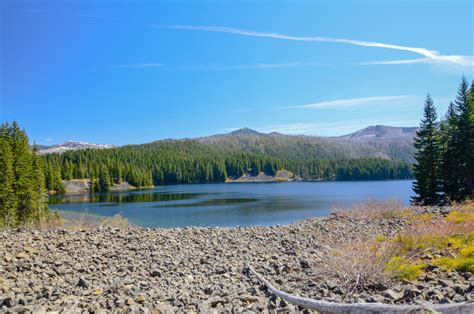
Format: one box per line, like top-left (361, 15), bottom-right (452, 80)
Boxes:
top-left (49, 180), bottom-right (414, 228)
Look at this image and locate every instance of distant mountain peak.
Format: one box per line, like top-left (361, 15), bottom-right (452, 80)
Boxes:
top-left (38, 141), bottom-right (114, 154)
top-left (228, 128), bottom-right (263, 136)
top-left (340, 125), bottom-right (418, 139)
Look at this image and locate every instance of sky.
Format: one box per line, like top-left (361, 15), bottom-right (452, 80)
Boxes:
top-left (1, 0), bottom-right (473, 145)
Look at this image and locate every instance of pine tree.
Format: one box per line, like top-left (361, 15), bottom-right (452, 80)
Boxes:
top-left (438, 78), bottom-right (474, 202)
top-left (99, 166), bottom-right (111, 192)
top-left (454, 77), bottom-right (473, 201)
top-left (10, 121), bottom-right (36, 223)
top-left (439, 102), bottom-right (458, 201)
top-left (412, 95), bottom-right (442, 205)
top-left (31, 145), bottom-right (48, 222)
top-left (0, 125), bottom-right (17, 227)
top-left (469, 82), bottom-right (474, 197)
top-left (0, 122), bottom-right (50, 225)
top-left (90, 176), bottom-right (95, 193)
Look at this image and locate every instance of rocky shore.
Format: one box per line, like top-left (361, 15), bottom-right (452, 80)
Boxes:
top-left (63, 180), bottom-right (137, 195)
top-left (225, 170), bottom-right (300, 183)
top-left (1, 207), bottom-right (473, 313)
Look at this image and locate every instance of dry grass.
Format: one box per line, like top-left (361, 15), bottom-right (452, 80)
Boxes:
top-left (100, 214), bottom-right (130, 229)
top-left (396, 214), bottom-right (473, 252)
top-left (1, 210), bottom-right (131, 232)
top-left (65, 213), bottom-right (130, 231)
top-left (315, 238), bottom-right (409, 292)
top-left (15, 210), bottom-right (64, 231)
top-left (452, 199), bottom-right (474, 211)
top-left (331, 199), bottom-right (410, 220)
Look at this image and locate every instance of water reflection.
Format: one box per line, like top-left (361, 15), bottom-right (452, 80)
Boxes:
top-left (151, 197), bottom-right (258, 208)
top-left (50, 192), bottom-right (206, 204)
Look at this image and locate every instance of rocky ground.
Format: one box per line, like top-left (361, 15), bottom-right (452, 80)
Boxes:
top-left (0, 208), bottom-right (473, 313)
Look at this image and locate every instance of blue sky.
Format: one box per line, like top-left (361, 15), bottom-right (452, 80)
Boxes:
top-left (1, 0), bottom-right (473, 145)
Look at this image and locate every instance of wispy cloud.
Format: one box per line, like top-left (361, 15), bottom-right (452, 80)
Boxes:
top-left (172, 61), bottom-right (328, 71)
top-left (153, 25), bottom-right (473, 67)
top-left (113, 63), bottom-right (162, 69)
top-left (356, 57), bottom-right (474, 67)
top-left (357, 58), bottom-right (434, 65)
top-left (112, 61), bottom-right (328, 71)
top-left (45, 138), bottom-right (53, 142)
top-left (176, 62), bottom-right (330, 71)
top-left (291, 95), bottom-right (416, 109)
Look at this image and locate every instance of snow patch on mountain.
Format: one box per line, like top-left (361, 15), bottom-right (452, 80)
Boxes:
top-left (38, 141), bottom-right (114, 154)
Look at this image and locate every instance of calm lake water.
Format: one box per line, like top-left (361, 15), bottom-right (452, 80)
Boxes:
top-left (49, 181), bottom-right (414, 228)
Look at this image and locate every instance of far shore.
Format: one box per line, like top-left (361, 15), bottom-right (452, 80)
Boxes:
top-left (56, 178), bottom-right (414, 196)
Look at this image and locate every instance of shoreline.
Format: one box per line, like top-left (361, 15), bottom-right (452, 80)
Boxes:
top-left (1, 206), bottom-right (472, 312)
top-left (52, 179), bottom-right (414, 198)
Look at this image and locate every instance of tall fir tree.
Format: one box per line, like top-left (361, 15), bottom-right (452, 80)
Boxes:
top-left (412, 94), bottom-right (442, 205)
top-left (99, 166), bottom-right (111, 192)
top-left (439, 102), bottom-right (459, 201)
top-left (449, 77), bottom-right (472, 201)
top-left (0, 125), bottom-right (17, 226)
top-left (0, 122), bottom-right (50, 226)
top-left (10, 121), bottom-right (36, 223)
top-left (31, 145), bottom-right (49, 222)
top-left (467, 81), bottom-right (474, 198)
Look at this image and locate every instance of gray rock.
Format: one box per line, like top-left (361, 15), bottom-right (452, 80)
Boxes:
top-left (452, 283), bottom-right (469, 294)
top-left (3, 297), bottom-right (16, 307)
top-left (77, 277), bottom-right (89, 289)
top-left (1, 208), bottom-right (471, 311)
top-left (382, 289), bottom-right (403, 301)
top-left (149, 269), bottom-right (161, 277)
top-left (437, 279), bottom-right (453, 288)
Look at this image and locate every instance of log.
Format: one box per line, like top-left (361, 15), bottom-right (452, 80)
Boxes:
top-left (246, 264), bottom-right (474, 314)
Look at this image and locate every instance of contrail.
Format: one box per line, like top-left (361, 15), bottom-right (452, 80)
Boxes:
top-left (153, 25), bottom-right (473, 67)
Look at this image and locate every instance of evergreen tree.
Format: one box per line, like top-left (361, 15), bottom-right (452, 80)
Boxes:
top-left (412, 95), bottom-right (442, 205)
top-left (31, 145), bottom-right (48, 222)
top-left (98, 166), bottom-right (111, 191)
top-left (0, 122), bottom-right (50, 226)
top-left (453, 77), bottom-right (472, 200)
top-left (439, 102), bottom-right (458, 201)
top-left (439, 78), bottom-right (474, 202)
top-left (10, 121), bottom-right (36, 223)
top-left (0, 126), bottom-right (17, 226)
top-left (90, 176), bottom-right (96, 193)
top-left (469, 82), bottom-right (474, 196)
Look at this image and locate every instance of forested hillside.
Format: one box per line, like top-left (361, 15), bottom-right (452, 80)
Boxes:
top-left (42, 131), bottom-right (413, 193)
top-left (197, 127), bottom-right (415, 162)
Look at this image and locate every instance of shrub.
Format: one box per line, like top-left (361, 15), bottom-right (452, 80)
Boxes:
top-left (460, 245), bottom-right (474, 258)
top-left (433, 257), bottom-right (474, 273)
top-left (385, 256), bottom-right (426, 280)
top-left (447, 211), bottom-right (474, 223)
top-left (315, 239), bottom-right (406, 292)
top-left (413, 213), bottom-right (433, 223)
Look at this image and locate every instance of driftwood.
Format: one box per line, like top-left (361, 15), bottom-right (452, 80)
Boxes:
top-left (246, 264), bottom-right (474, 314)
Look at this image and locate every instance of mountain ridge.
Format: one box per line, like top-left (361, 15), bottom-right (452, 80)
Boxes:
top-left (38, 125), bottom-right (417, 161)
top-left (339, 125), bottom-right (418, 139)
